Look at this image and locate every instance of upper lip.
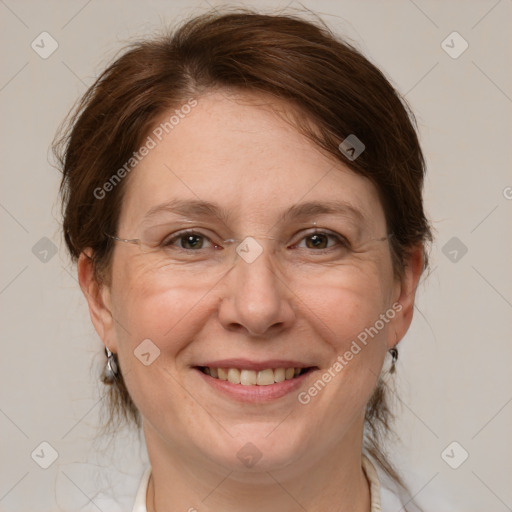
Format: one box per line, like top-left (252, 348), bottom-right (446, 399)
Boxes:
top-left (196, 359), bottom-right (315, 371)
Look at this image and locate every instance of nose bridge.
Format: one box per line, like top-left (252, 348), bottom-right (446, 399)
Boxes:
top-left (231, 235), bottom-right (284, 285)
top-left (236, 238), bottom-right (276, 279)
top-left (219, 235), bottom-right (294, 335)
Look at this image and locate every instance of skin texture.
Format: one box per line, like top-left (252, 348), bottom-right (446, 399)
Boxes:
top-left (78, 90), bottom-right (423, 512)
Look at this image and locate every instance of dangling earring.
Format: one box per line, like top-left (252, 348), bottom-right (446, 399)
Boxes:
top-left (389, 346), bottom-right (398, 374)
top-left (105, 347), bottom-right (118, 381)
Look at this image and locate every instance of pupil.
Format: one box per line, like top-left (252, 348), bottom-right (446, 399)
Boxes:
top-left (307, 234), bottom-right (327, 249)
top-left (183, 235), bottom-right (202, 249)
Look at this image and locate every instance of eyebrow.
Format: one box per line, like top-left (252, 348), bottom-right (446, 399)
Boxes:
top-left (141, 198), bottom-right (366, 225)
top-left (280, 200), bottom-right (365, 224)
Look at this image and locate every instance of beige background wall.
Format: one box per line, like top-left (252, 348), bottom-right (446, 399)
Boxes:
top-left (1, 0), bottom-right (511, 510)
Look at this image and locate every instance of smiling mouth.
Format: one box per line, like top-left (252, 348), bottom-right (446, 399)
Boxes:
top-left (196, 366), bottom-right (315, 385)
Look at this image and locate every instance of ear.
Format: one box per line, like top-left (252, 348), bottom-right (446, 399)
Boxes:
top-left (77, 249), bottom-right (117, 352)
top-left (388, 244), bottom-right (425, 349)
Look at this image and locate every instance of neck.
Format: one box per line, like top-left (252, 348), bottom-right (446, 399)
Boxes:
top-left (144, 421), bottom-right (371, 512)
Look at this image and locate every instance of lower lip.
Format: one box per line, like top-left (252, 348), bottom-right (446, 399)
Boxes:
top-left (195, 368), bottom-right (313, 403)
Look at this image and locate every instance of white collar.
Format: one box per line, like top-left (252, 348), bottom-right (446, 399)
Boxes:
top-left (132, 466), bottom-right (151, 512)
top-left (132, 455), bottom-right (383, 512)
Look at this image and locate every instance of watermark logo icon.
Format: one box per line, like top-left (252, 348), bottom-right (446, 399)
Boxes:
top-left (441, 31), bottom-right (468, 59)
top-left (31, 32), bottom-right (59, 59)
top-left (338, 134), bottom-right (365, 161)
top-left (441, 441), bottom-right (469, 469)
top-left (237, 442), bottom-right (263, 468)
top-left (32, 237), bottom-right (58, 263)
top-left (134, 338), bottom-right (161, 366)
top-left (31, 441), bottom-right (59, 469)
top-left (442, 236), bottom-right (468, 263)
top-left (236, 237), bottom-right (263, 264)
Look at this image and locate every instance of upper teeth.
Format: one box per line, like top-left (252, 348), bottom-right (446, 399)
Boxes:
top-left (203, 367), bottom-right (302, 385)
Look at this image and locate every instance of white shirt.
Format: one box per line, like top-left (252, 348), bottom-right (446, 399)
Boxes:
top-left (131, 455), bottom-right (404, 512)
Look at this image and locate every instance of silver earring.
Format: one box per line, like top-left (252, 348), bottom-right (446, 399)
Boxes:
top-left (389, 347), bottom-right (398, 373)
top-left (105, 347), bottom-right (118, 381)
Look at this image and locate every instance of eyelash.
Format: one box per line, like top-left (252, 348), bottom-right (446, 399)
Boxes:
top-left (162, 229), bottom-right (350, 252)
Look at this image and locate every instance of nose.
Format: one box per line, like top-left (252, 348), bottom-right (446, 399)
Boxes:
top-left (217, 246), bottom-right (296, 337)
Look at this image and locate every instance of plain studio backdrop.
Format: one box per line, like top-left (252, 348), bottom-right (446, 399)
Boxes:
top-left (1, 1), bottom-right (511, 511)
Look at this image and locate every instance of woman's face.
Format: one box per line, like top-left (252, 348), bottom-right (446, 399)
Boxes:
top-left (85, 90), bottom-right (419, 475)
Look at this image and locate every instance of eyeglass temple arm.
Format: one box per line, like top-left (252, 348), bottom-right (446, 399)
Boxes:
top-left (105, 233), bottom-right (141, 245)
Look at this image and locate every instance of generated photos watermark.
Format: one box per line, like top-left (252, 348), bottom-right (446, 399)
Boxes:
top-left (297, 302), bottom-right (402, 405)
top-left (93, 98), bottom-right (198, 200)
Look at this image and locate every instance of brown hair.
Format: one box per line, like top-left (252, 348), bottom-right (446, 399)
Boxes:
top-left (54, 8), bottom-right (431, 501)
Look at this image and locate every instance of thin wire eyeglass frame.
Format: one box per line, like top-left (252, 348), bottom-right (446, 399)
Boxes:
top-left (104, 231), bottom-right (394, 254)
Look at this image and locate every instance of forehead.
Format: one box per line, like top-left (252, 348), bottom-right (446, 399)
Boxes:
top-left (118, 90), bottom-right (385, 232)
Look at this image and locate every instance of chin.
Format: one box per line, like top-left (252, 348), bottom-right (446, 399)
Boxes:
top-left (193, 420), bottom-right (314, 474)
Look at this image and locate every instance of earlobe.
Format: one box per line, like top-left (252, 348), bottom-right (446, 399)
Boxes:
top-left (77, 250), bottom-right (117, 352)
top-left (389, 245), bottom-right (424, 348)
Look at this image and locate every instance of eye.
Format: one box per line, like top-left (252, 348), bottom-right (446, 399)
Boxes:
top-left (162, 230), bottom-right (217, 251)
top-left (293, 231), bottom-right (349, 250)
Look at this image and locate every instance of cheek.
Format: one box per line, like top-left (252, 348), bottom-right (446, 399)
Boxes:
top-left (109, 259), bottom-right (218, 387)
top-left (111, 257), bottom-right (210, 337)
top-left (292, 259), bottom-right (394, 349)
top-left (293, 259), bottom-right (396, 425)
top-left (108, 266), bottom-right (215, 428)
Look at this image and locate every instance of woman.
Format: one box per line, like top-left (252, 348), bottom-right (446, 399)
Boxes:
top-left (55, 9), bottom-right (431, 512)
